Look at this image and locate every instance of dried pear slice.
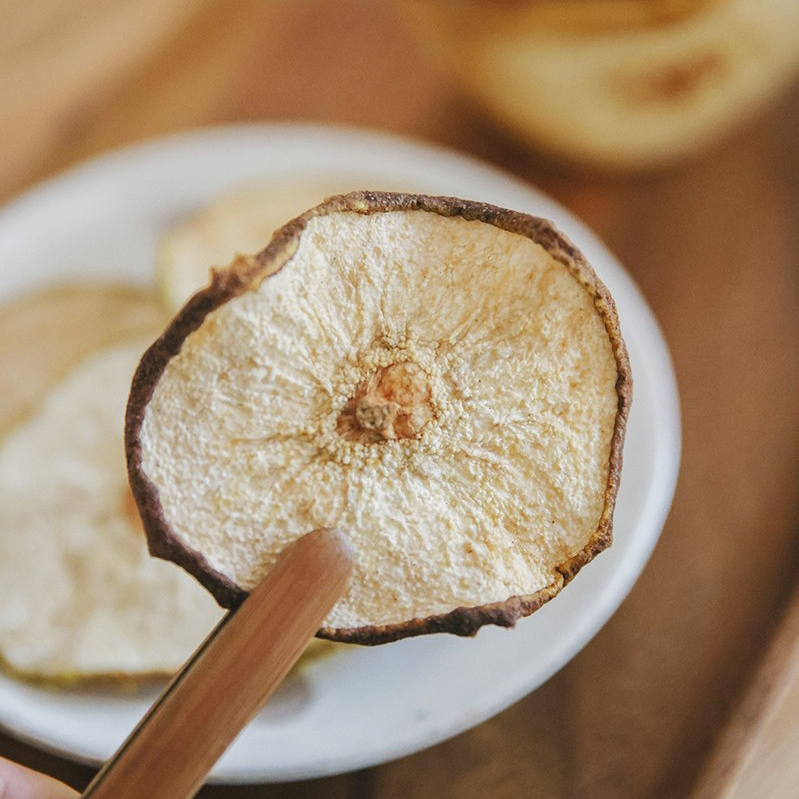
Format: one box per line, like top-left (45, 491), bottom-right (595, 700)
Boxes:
top-left (157, 181), bottom-right (353, 313)
top-left (0, 284), bottom-right (166, 438)
top-left (0, 340), bottom-right (223, 683)
top-left (402, 0), bottom-right (799, 168)
top-left (127, 192), bottom-right (631, 644)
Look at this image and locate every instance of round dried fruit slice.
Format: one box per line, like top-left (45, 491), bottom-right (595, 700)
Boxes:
top-left (402, 0), bottom-right (799, 169)
top-left (0, 339), bottom-right (222, 683)
top-left (127, 192), bottom-right (631, 644)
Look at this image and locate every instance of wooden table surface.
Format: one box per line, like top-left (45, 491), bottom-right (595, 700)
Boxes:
top-left (2, 3), bottom-right (798, 798)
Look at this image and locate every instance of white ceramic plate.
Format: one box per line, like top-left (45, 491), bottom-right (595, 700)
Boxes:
top-left (0, 125), bottom-right (680, 783)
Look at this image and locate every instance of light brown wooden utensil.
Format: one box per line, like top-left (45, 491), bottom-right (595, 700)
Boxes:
top-left (81, 527), bottom-right (353, 799)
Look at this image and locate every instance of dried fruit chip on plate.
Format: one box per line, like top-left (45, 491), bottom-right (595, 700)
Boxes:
top-left (126, 192), bottom-right (632, 644)
top-left (0, 286), bottom-right (335, 685)
top-left (157, 180), bottom-right (356, 313)
top-left (0, 338), bottom-right (222, 683)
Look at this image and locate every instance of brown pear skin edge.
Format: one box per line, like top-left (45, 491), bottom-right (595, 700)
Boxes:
top-left (125, 191), bottom-right (632, 646)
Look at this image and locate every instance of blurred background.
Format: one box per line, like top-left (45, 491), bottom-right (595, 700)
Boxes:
top-left (1, 1), bottom-right (798, 797)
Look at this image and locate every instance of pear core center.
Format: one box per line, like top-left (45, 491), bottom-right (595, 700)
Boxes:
top-left (336, 361), bottom-right (434, 443)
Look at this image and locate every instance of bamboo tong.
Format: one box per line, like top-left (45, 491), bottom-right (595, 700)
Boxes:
top-left (81, 528), bottom-right (353, 799)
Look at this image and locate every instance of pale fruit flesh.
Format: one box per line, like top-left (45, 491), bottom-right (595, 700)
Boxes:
top-left (0, 340), bottom-right (222, 681)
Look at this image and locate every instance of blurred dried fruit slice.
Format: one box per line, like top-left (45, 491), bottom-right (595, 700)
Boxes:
top-left (0, 339), bottom-right (223, 683)
top-left (0, 282), bottom-right (339, 684)
top-left (401, 0), bottom-right (799, 168)
top-left (158, 181), bottom-right (364, 312)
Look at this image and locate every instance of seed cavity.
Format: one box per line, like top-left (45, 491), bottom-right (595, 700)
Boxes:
top-left (336, 361), bottom-right (434, 443)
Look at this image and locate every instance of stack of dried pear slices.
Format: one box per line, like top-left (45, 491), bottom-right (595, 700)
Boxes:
top-left (0, 183), bottom-right (340, 684)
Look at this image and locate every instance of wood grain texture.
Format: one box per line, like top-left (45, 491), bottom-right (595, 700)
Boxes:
top-left (1, 2), bottom-right (798, 798)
